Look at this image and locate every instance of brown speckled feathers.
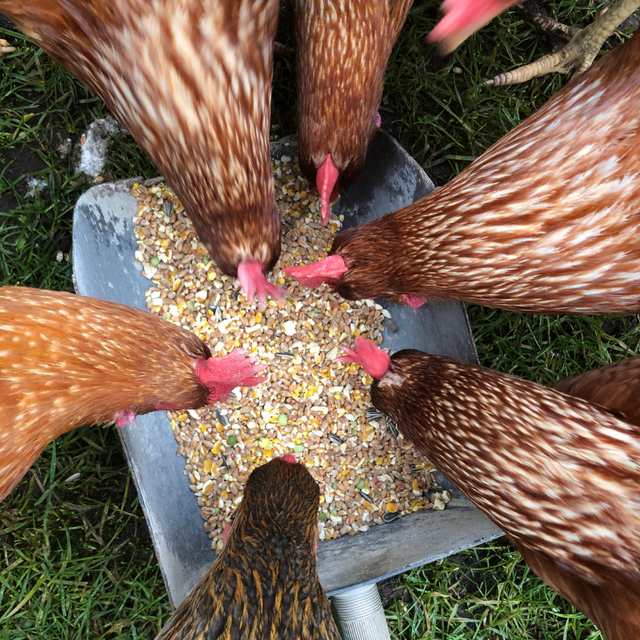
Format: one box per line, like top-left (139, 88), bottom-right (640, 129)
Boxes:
top-left (2, 0), bottom-right (281, 276)
top-left (554, 355), bottom-right (640, 426)
top-left (372, 351), bottom-right (640, 639)
top-left (156, 457), bottom-right (341, 640)
top-left (330, 29), bottom-right (640, 315)
top-left (295, 0), bottom-right (413, 190)
top-left (0, 287), bottom-right (211, 501)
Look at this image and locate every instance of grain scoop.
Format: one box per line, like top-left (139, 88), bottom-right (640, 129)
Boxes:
top-left (72, 130), bottom-right (501, 639)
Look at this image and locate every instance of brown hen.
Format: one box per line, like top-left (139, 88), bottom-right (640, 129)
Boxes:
top-left (155, 455), bottom-right (342, 640)
top-left (554, 354), bottom-right (640, 425)
top-left (285, 28), bottom-right (640, 316)
top-left (0, 287), bottom-right (265, 502)
top-left (1, 0), bottom-right (284, 302)
top-left (339, 336), bottom-right (640, 639)
top-left (294, 0), bottom-right (414, 224)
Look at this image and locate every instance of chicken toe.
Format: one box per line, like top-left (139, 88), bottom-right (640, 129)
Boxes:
top-left (486, 0), bottom-right (640, 87)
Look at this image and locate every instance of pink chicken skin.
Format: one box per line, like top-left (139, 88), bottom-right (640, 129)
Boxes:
top-left (428, 0), bottom-right (519, 53)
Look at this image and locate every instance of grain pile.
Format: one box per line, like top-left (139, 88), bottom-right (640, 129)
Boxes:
top-left (132, 150), bottom-right (450, 550)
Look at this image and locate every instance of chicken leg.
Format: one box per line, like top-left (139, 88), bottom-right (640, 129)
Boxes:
top-left (486, 0), bottom-right (640, 86)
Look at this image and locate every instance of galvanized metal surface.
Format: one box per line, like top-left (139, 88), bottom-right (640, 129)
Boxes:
top-left (332, 584), bottom-right (390, 640)
top-left (72, 130), bottom-right (502, 609)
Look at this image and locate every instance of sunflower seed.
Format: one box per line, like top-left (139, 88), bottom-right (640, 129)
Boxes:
top-left (382, 511), bottom-right (401, 523)
top-left (216, 408), bottom-right (229, 427)
top-left (163, 199), bottom-right (173, 216)
top-left (275, 352), bottom-right (295, 359)
top-left (387, 418), bottom-right (399, 438)
top-left (359, 490), bottom-right (374, 503)
top-left (328, 433), bottom-right (344, 445)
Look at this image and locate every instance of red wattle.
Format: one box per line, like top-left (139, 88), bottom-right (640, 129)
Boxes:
top-left (337, 336), bottom-right (391, 380)
top-left (317, 154), bottom-right (340, 226)
top-left (375, 112), bottom-right (382, 128)
top-left (237, 260), bottom-right (286, 310)
top-left (281, 454), bottom-right (296, 464)
top-left (403, 294), bottom-right (427, 309)
top-left (222, 522), bottom-right (232, 544)
top-left (283, 255), bottom-right (348, 289)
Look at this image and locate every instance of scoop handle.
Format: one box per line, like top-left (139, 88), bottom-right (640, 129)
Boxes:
top-left (331, 583), bottom-right (391, 640)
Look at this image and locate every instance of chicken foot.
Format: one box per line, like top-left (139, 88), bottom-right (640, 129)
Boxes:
top-left (486, 0), bottom-right (640, 87)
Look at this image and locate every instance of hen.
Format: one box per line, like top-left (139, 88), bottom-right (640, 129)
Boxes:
top-left (553, 354), bottom-right (640, 425)
top-left (428, 0), bottom-right (640, 86)
top-left (155, 455), bottom-right (342, 640)
top-left (285, 29), bottom-right (640, 316)
top-left (339, 336), bottom-right (640, 639)
top-left (0, 287), bottom-right (265, 502)
top-left (1, 0), bottom-right (283, 303)
top-left (294, 0), bottom-right (414, 224)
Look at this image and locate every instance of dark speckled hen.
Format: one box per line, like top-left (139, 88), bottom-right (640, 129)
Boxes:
top-left (285, 29), bottom-right (640, 315)
top-left (0, 287), bottom-right (265, 502)
top-left (294, 0), bottom-right (414, 224)
top-left (1, 0), bottom-right (284, 303)
top-left (339, 336), bottom-right (640, 639)
top-left (155, 456), bottom-right (342, 640)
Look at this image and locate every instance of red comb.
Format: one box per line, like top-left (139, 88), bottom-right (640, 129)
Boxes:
top-left (403, 294), bottom-right (427, 309)
top-left (237, 260), bottom-right (286, 310)
top-left (283, 255), bottom-right (348, 289)
top-left (337, 336), bottom-right (390, 380)
top-left (222, 521), bottom-right (232, 544)
top-left (281, 454), bottom-right (296, 464)
top-left (195, 349), bottom-right (267, 404)
top-left (317, 154), bottom-right (339, 226)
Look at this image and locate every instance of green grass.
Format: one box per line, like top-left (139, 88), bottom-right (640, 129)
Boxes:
top-left (1, 1), bottom-right (638, 638)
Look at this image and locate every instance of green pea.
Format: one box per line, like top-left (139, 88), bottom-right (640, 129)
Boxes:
top-left (226, 435), bottom-right (237, 446)
top-left (318, 512), bottom-right (327, 521)
top-left (187, 300), bottom-right (197, 311)
top-left (294, 444), bottom-right (305, 452)
top-left (150, 256), bottom-right (160, 266)
top-left (202, 256), bottom-right (210, 264)
top-left (356, 479), bottom-right (366, 491)
top-left (278, 414), bottom-right (288, 426)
